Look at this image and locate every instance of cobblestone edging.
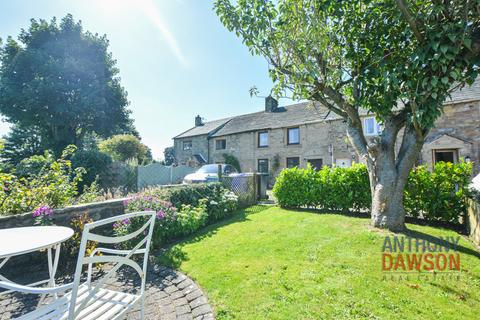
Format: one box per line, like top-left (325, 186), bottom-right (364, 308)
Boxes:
top-left (0, 264), bottom-right (214, 320)
top-left (127, 266), bottom-right (215, 320)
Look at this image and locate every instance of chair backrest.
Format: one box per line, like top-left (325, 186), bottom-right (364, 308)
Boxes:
top-left (68, 211), bottom-right (156, 319)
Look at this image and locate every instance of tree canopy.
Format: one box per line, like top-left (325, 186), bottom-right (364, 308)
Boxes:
top-left (98, 134), bottom-right (152, 164)
top-left (0, 14), bottom-right (137, 155)
top-left (215, 0), bottom-right (480, 230)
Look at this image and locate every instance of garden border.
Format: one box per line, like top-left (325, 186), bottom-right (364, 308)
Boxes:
top-left (0, 198), bottom-right (127, 230)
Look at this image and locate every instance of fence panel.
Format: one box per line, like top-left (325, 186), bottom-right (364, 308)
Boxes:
top-left (137, 163), bottom-right (196, 190)
top-left (221, 173), bottom-right (257, 208)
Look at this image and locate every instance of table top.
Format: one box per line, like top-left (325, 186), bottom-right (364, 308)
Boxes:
top-left (0, 226), bottom-right (74, 258)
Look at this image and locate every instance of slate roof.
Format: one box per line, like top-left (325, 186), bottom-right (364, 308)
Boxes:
top-left (445, 79), bottom-right (480, 104)
top-left (210, 102), bottom-right (335, 137)
top-left (174, 117), bottom-right (232, 138)
top-left (173, 78), bottom-right (480, 139)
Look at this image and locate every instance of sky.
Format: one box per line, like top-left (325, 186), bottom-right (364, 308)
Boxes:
top-left (0, 0), bottom-right (280, 159)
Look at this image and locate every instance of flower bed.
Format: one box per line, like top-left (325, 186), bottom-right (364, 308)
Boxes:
top-left (115, 183), bottom-right (239, 248)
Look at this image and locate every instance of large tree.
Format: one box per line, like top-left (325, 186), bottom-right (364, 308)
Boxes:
top-left (98, 134), bottom-right (152, 165)
top-left (215, 0), bottom-right (479, 230)
top-left (0, 14), bottom-right (136, 155)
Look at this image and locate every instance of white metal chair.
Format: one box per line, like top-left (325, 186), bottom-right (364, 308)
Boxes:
top-left (0, 211), bottom-right (156, 320)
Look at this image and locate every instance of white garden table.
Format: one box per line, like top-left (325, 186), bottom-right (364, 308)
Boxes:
top-left (0, 226), bottom-right (73, 301)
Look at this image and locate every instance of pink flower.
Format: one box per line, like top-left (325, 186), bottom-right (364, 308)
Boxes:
top-left (156, 210), bottom-right (166, 219)
top-left (33, 205), bottom-right (53, 218)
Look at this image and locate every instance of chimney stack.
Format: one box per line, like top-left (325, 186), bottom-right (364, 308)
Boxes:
top-left (265, 95), bottom-right (278, 113)
top-left (195, 115), bottom-right (203, 126)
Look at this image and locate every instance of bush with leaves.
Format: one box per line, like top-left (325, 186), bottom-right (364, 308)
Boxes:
top-left (404, 162), bottom-right (472, 223)
top-left (273, 164), bottom-right (370, 212)
top-left (117, 183), bottom-right (239, 248)
top-left (15, 152), bottom-right (53, 178)
top-left (274, 162), bottom-right (472, 224)
top-left (0, 145), bottom-right (85, 215)
top-left (64, 212), bottom-right (98, 259)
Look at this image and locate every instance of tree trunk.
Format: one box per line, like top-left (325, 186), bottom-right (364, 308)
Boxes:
top-left (370, 167), bottom-right (408, 231)
top-left (346, 116), bottom-right (425, 232)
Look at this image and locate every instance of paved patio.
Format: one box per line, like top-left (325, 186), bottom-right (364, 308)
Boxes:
top-left (0, 261), bottom-right (214, 320)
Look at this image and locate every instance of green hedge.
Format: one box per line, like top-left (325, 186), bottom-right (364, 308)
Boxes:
top-left (119, 183), bottom-right (239, 247)
top-left (404, 161), bottom-right (472, 223)
top-left (273, 162), bottom-right (472, 224)
top-left (273, 163), bottom-right (370, 212)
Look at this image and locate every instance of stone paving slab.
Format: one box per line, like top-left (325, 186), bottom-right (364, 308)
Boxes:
top-left (0, 263), bottom-right (214, 320)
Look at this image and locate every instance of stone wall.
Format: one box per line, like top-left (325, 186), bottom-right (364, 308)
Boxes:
top-left (421, 101), bottom-right (480, 173)
top-left (209, 119), bottom-right (354, 176)
top-left (174, 135), bottom-right (209, 166)
top-left (173, 100), bottom-right (479, 179)
top-left (0, 199), bottom-right (126, 230)
top-left (467, 199), bottom-right (480, 245)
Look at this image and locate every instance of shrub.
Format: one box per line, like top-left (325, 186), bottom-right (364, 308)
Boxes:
top-left (273, 163), bottom-right (370, 212)
top-left (64, 212), bottom-right (98, 258)
top-left (175, 200), bottom-right (209, 236)
top-left (273, 162), bottom-right (472, 224)
top-left (118, 183), bottom-right (239, 248)
top-left (15, 152), bottom-right (53, 177)
top-left (0, 145), bottom-right (85, 215)
top-left (404, 161), bottom-right (472, 223)
top-left (71, 148), bottom-right (112, 192)
top-left (223, 153), bottom-right (241, 172)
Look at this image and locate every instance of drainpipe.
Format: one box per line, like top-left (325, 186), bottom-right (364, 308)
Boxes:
top-left (329, 144), bottom-right (334, 166)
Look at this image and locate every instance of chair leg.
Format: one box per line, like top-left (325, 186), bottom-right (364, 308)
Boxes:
top-left (140, 294), bottom-right (145, 320)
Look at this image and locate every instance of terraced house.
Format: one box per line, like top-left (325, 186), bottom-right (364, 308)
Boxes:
top-left (173, 80), bottom-right (480, 176)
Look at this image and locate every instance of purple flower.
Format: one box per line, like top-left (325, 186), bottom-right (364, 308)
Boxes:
top-left (156, 210), bottom-right (166, 219)
top-left (33, 205), bottom-right (53, 218)
top-left (121, 218), bottom-right (130, 225)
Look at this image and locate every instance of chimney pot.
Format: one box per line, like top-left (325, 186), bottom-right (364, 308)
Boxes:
top-left (195, 115), bottom-right (203, 126)
top-left (265, 95), bottom-right (278, 112)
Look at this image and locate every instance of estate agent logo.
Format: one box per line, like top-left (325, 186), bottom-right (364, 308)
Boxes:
top-left (381, 235), bottom-right (461, 280)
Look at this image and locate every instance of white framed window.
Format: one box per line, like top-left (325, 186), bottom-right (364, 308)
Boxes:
top-left (287, 127), bottom-right (300, 145)
top-left (258, 131), bottom-right (269, 148)
top-left (364, 117), bottom-right (381, 136)
top-left (183, 141), bottom-right (192, 150)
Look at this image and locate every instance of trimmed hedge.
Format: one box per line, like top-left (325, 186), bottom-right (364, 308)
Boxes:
top-left (404, 161), bottom-right (472, 223)
top-left (273, 162), bottom-right (472, 224)
top-left (273, 164), bottom-right (370, 212)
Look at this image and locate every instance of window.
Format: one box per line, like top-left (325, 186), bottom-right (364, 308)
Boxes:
top-left (286, 157), bottom-right (300, 168)
top-left (258, 131), bottom-right (269, 148)
top-left (183, 141), bottom-right (192, 150)
top-left (215, 139), bottom-right (226, 150)
top-left (287, 127), bottom-right (300, 145)
top-left (364, 117), bottom-right (381, 136)
top-left (307, 159), bottom-right (323, 171)
top-left (258, 159), bottom-right (269, 173)
top-left (434, 149), bottom-right (458, 164)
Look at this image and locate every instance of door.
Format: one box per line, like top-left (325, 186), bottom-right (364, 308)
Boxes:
top-left (307, 159), bottom-right (323, 171)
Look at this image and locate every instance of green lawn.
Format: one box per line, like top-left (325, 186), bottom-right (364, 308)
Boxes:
top-left (158, 206), bottom-right (480, 320)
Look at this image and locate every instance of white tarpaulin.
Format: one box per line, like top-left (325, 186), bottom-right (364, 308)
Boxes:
top-left (471, 173), bottom-right (480, 191)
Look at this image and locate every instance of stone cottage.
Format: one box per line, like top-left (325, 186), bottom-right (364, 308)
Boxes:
top-left (173, 81), bottom-right (480, 176)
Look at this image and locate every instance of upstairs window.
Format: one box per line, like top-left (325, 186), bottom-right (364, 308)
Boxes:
top-left (258, 131), bottom-right (269, 148)
top-left (287, 127), bottom-right (300, 145)
top-left (364, 117), bottom-right (381, 136)
top-left (183, 141), bottom-right (192, 150)
top-left (215, 139), bottom-right (226, 150)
